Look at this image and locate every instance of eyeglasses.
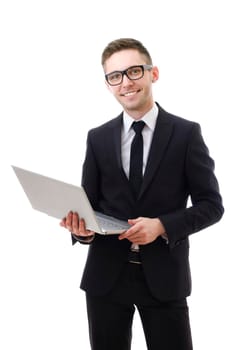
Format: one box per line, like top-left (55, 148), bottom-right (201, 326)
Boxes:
top-left (105, 64), bottom-right (153, 86)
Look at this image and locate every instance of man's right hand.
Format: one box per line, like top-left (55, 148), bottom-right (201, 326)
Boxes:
top-left (60, 211), bottom-right (95, 238)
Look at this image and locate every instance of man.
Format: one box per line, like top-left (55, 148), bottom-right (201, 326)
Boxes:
top-left (60, 38), bottom-right (224, 350)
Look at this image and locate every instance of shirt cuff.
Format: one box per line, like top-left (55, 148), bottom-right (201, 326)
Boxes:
top-left (72, 234), bottom-right (95, 244)
top-left (161, 233), bottom-right (169, 244)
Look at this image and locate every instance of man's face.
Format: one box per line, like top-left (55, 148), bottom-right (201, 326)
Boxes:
top-left (104, 49), bottom-right (159, 118)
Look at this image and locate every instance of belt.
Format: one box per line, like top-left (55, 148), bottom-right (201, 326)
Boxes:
top-left (128, 250), bottom-right (142, 264)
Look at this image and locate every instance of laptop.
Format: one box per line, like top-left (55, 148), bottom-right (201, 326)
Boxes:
top-left (12, 165), bottom-right (130, 235)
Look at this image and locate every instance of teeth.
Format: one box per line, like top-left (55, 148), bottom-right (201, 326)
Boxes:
top-left (124, 91), bottom-right (136, 97)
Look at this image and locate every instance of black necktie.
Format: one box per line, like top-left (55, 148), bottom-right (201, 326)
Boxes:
top-left (129, 121), bottom-right (145, 198)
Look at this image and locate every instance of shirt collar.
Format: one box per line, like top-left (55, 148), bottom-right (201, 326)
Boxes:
top-left (123, 103), bottom-right (159, 134)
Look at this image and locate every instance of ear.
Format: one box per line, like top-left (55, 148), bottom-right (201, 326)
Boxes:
top-left (151, 66), bottom-right (159, 82)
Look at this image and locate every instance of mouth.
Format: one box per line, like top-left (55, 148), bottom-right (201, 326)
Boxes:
top-left (120, 89), bottom-right (141, 97)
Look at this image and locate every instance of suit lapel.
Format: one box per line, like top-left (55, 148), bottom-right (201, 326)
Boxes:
top-left (138, 108), bottom-right (174, 199)
top-left (111, 113), bottom-right (123, 169)
top-left (111, 114), bottom-right (132, 187)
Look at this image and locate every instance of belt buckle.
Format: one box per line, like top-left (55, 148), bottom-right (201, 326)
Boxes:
top-left (129, 250), bottom-right (142, 264)
top-left (129, 260), bottom-right (142, 264)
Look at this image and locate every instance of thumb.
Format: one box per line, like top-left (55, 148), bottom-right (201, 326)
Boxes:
top-left (128, 217), bottom-right (142, 225)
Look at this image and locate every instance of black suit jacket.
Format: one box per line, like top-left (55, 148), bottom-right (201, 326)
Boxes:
top-left (75, 104), bottom-right (224, 301)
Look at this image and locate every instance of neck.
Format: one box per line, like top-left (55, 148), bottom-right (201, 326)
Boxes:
top-left (125, 102), bottom-right (155, 120)
top-left (125, 98), bottom-right (154, 120)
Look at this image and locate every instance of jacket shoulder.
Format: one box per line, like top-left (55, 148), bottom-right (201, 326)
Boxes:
top-left (158, 104), bottom-right (198, 128)
top-left (88, 113), bottom-right (123, 137)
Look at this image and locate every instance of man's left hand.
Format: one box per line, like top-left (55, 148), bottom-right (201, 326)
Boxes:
top-left (118, 217), bottom-right (166, 245)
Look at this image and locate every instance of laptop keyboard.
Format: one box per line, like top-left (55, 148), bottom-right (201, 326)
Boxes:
top-left (95, 212), bottom-right (130, 231)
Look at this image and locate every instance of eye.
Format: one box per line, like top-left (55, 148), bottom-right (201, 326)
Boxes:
top-left (128, 66), bottom-right (142, 76)
top-left (108, 72), bottom-right (122, 82)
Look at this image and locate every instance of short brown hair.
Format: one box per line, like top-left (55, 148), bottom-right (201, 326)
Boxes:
top-left (101, 38), bottom-right (153, 67)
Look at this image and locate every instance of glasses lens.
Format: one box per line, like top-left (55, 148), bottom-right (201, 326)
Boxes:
top-left (106, 71), bottom-right (122, 86)
top-left (126, 66), bottom-right (144, 80)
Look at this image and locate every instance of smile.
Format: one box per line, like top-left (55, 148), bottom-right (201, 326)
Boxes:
top-left (121, 89), bottom-right (141, 97)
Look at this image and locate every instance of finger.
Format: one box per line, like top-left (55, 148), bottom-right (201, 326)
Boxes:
top-left (72, 212), bottom-right (80, 234)
top-left (128, 234), bottom-right (146, 244)
top-left (119, 228), bottom-right (138, 240)
top-left (65, 211), bottom-right (74, 230)
top-left (128, 217), bottom-right (142, 225)
top-left (79, 218), bottom-right (87, 235)
top-left (79, 218), bottom-right (92, 235)
top-left (59, 218), bottom-right (66, 227)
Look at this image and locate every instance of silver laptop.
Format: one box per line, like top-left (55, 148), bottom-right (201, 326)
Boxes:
top-left (12, 166), bottom-right (130, 235)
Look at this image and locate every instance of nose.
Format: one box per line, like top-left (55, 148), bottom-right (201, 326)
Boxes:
top-left (121, 72), bottom-right (133, 85)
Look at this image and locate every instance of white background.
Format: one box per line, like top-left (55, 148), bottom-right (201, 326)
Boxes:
top-left (0, 0), bottom-right (232, 349)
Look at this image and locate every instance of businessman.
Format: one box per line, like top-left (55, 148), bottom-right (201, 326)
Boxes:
top-left (60, 38), bottom-right (224, 350)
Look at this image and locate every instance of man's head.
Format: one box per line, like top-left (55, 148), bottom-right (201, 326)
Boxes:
top-left (101, 38), bottom-right (159, 119)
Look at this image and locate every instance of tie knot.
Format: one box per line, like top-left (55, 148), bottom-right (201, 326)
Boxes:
top-left (132, 121), bottom-right (145, 134)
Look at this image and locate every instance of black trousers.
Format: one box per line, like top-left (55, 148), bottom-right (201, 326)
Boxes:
top-left (86, 263), bottom-right (193, 350)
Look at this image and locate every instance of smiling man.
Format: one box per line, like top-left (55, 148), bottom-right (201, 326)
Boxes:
top-left (60, 38), bottom-right (224, 350)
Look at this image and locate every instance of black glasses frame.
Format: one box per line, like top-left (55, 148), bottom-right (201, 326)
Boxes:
top-left (105, 64), bottom-right (153, 86)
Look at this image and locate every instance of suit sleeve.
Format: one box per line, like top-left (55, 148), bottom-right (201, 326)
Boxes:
top-left (159, 123), bottom-right (224, 249)
top-left (71, 130), bottom-right (100, 246)
top-left (81, 130), bottom-right (101, 210)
